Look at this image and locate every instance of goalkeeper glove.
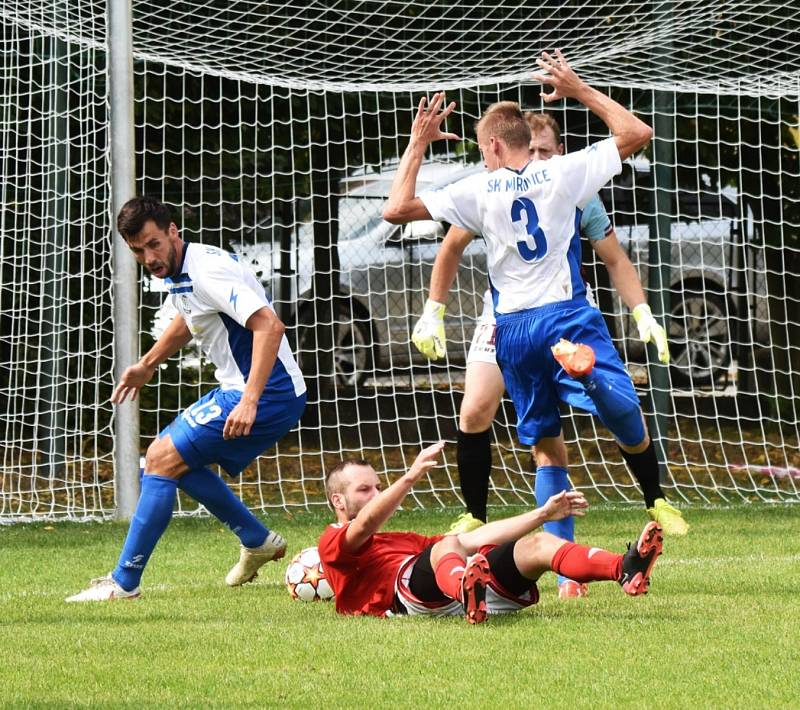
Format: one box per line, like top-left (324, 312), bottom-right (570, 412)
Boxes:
top-left (412, 299), bottom-right (446, 360)
top-left (632, 303), bottom-right (670, 364)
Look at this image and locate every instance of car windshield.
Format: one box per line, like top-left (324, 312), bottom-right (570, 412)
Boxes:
top-left (338, 196), bottom-right (386, 241)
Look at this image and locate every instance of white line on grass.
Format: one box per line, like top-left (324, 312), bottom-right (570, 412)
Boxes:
top-left (5, 554), bottom-right (800, 602)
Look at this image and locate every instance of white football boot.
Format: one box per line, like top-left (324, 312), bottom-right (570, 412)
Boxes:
top-left (65, 574), bottom-right (140, 603)
top-left (225, 531), bottom-right (287, 586)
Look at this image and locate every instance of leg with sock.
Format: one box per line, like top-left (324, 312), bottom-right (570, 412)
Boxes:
top-left (430, 540), bottom-right (490, 624)
top-left (433, 552), bottom-right (467, 600)
top-left (554, 340), bottom-right (688, 535)
top-left (534, 464), bottom-right (578, 591)
top-left (550, 541), bottom-right (622, 584)
top-left (515, 525), bottom-right (663, 597)
top-left (619, 441), bottom-right (664, 509)
top-left (551, 523), bottom-right (664, 596)
top-left (450, 359), bottom-right (505, 534)
top-left (456, 428), bottom-right (492, 522)
top-left (112, 474), bottom-right (179, 592)
top-left (178, 467), bottom-right (268, 548)
top-left (618, 443), bottom-right (689, 535)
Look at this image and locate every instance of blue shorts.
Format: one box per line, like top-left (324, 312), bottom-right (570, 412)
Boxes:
top-left (495, 298), bottom-right (637, 446)
top-left (162, 388), bottom-right (306, 476)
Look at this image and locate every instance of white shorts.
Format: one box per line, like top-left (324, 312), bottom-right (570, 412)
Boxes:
top-left (466, 284), bottom-right (600, 367)
top-left (466, 289), bottom-right (497, 366)
top-left (393, 550), bottom-right (538, 618)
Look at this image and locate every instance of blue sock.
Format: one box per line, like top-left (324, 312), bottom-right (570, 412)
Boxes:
top-left (581, 370), bottom-right (646, 446)
top-left (112, 474), bottom-right (177, 591)
top-left (178, 467), bottom-right (268, 549)
top-left (535, 465), bottom-right (574, 586)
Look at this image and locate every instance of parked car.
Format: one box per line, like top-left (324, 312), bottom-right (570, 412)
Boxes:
top-left (596, 159), bottom-right (768, 385)
top-left (232, 160), bottom-right (487, 386)
top-left (149, 158), bottom-right (767, 388)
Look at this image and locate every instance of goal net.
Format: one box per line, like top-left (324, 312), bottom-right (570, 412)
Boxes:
top-left (1, 1), bottom-right (798, 520)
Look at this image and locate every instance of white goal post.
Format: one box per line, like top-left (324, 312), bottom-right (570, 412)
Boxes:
top-left (1, 1), bottom-right (798, 521)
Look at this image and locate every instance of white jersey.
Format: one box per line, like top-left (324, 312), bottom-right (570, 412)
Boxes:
top-left (165, 243), bottom-right (306, 399)
top-left (420, 137), bottom-right (622, 314)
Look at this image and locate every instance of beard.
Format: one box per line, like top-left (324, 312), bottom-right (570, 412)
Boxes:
top-left (147, 241), bottom-right (179, 278)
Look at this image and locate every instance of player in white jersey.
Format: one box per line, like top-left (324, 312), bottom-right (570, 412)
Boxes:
top-left (67, 196), bottom-right (306, 602)
top-left (410, 111), bottom-right (686, 598)
top-left (383, 50), bottom-right (688, 560)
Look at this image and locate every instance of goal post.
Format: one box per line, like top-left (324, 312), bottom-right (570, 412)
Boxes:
top-left (1, 1), bottom-right (798, 522)
top-left (108, 0), bottom-right (140, 520)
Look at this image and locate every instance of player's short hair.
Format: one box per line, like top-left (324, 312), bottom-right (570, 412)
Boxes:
top-left (475, 101), bottom-right (531, 150)
top-left (523, 112), bottom-right (562, 145)
top-left (117, 195), bottom-right (173, 240)
top-left (325, 458), bottom-right (370, 500)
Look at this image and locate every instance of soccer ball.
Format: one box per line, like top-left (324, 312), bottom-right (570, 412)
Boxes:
top-left (284, 546), bottom-right (334, 602)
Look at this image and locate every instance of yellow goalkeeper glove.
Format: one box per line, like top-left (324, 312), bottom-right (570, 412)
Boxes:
top-left (412, 299), bottom-right (446, 360)
top-left (633, 303), bottom-right (670, 364)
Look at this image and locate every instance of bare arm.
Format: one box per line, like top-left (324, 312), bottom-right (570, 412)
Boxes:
top-left (457, 491), bottom-right (588, 553)
top-left (344, 442), bottom-right (445, 551)
top-left (112, 313), bottom-right (192, 403)
top-left (592, 230), bottom-right (647, 309)
top-left (383, 93), bottom-right (460, 225)
top-left (223, 306), bottom-right (285, 439)
top-left (593, 231), bottom-right (671, 363)
top-left (532, 50), bottom-right (652, 161)
top-left (427, 226), bottom-right (475, 302)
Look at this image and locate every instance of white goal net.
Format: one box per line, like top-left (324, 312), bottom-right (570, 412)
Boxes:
top-left (1, 1), bottom-right (798, 520)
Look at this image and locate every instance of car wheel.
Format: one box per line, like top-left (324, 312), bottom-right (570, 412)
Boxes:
top-left (668, 289), bottom-right (730, 386)
top-left (297, 301), bottom-right (373, 388)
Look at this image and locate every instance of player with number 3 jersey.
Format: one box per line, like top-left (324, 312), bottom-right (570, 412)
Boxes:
top-left (384, 50), bottom-right (688, 549)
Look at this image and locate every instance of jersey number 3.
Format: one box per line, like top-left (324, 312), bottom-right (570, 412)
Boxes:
top-left (511, 197), bottom-right (548, 262)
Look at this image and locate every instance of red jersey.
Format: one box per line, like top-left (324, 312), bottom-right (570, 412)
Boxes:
top-left (318, 522), bottom-right (442, 617)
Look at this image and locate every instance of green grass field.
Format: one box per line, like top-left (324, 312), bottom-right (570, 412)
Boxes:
top-left (2, 505), bottom-right (798, 708)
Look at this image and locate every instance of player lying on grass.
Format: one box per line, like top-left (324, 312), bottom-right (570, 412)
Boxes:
top-left (318, 442), bottom-right (664, 624)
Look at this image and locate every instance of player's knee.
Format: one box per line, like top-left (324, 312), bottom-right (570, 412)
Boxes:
top-left (432, 535), bottom-right (467, 563)
top-left (144, 438), bottom-right (186, 479)
top-left (619, 430), bottom-right (650, 454)
top-left (602, 402), bottom-right (647, 448)
top-left (527, 532), bottom-right (566, 562)
top-left (459, 398), bottom-right (499, 432)
top-left (615, 412), bottom-right (649, 450)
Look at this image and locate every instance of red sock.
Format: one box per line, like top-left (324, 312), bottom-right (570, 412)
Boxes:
top-left (433, 552), bottom-right (467, 600)
top-left (551, 542), bottom-right (622, 583)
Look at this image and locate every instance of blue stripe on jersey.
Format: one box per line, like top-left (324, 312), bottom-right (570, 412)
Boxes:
top-left (168, 286), bottom-right (194, 294)
top-left (218, 313), bottom-right (297, 398)
top-left (219, 313), bottom-right (254, 380)
top-left (568, 208), bottom-right (586, 300)
top-left (489, 275), bottom-right (499, 313)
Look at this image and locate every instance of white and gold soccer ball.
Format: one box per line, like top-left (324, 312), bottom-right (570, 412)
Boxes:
top-left (284, 546), bottom-right (334, 602)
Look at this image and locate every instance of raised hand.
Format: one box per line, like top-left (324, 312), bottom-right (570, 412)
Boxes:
top-left (407, 441), bottom-right (446, 483)
top-left (410, 92), bottom-right (460, 147)
top-left (531, 49), bottom-right (587, 103)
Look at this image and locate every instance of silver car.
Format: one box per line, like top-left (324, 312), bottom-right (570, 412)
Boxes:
top-left (595, 159), bottom-right (768, 386)
top-left (153, 159), bottom-right (766, 388)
